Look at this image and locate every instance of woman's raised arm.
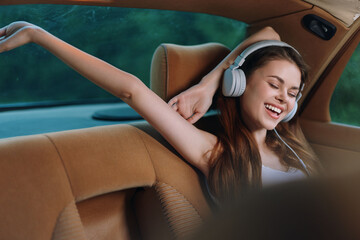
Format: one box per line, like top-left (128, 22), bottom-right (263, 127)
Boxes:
top-left (0, 22), bottom-right (216, 176)
top-left (168, 26), bottom-right (281, 123)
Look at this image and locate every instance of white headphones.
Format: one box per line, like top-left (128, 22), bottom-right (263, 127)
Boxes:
top-left (222, 40), bottom-right (303, 122)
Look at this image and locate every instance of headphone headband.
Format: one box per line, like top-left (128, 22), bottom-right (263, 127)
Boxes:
top-left (231, 40), bottom-right (301, 70)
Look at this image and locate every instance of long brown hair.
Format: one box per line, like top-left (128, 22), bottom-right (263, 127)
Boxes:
top-left (207, 46), bottom-right (319, 203)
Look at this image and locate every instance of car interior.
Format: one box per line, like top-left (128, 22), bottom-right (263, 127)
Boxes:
top-left (0, 0), bottom-right (359, 239)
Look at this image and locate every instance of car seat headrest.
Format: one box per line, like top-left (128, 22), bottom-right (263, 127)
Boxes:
top-left (150, 42), bottom-right (230, 101)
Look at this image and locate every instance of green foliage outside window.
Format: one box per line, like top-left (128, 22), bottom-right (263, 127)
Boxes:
top-left (0, 5), bottom-right (247, 104)
top-left (330, 44), bottom-right (360, 127)
top-left (2, 5), bottom-right (357, 127)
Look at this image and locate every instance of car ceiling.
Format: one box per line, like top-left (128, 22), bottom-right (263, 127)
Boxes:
top-left (0, 0), bottom-right (314, 24)
top-left (2, 0), bottom-right (359, 27)
top-left (304, 0), bottom-right (360, 27)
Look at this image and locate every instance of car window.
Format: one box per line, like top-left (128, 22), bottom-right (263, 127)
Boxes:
top-left (330, 43), bottom-right (360, 127)
top-left (0, 5), bottom-right (247, 107)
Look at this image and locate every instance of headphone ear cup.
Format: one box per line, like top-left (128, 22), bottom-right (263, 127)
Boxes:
top-left (282, 102), bottom-right (298, 122)
top-left (232, 69), bottom-right (246, 97)
top-left (222, 68), bottom-right (236, 96)
top-left (222, 68), bottom-right (246, 97)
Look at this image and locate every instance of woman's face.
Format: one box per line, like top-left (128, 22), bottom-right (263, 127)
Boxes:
top-left (240, 59), bottom-right (301, 131)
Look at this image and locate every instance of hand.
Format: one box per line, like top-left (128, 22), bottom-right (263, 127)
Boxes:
top-left (0, 21), bottom-right (39, 53)
top-left (168, 27), bottom-right (280, 124)
top-left (168, 81), bottom-right (214, 124)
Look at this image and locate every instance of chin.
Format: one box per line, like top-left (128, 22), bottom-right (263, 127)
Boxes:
top-left (264, 125), bottom-right (277, 131)
top-left (263, 119), bottom-right (281, 130)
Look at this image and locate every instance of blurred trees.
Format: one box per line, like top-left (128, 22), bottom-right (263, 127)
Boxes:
top-left (330, 44), bottom-right (360, 126)
top-left (0, 5), bottom-right (246, 103)
top-left (0, 5), bottom-right (358, 126)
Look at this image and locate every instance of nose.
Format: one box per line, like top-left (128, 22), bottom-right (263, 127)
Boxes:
top-left (275, 91), bottom-right (286, 102)
top-left (275, 89), bottom-right (289, 103)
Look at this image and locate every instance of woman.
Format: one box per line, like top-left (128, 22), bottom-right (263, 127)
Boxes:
top-left (0, 22), bottom-right (318, 203)
top-left (170, 39), bottom-right (320, 201)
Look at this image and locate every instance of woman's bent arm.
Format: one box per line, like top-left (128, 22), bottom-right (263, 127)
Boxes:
top-left (168, 26), bottom-right (280, 123)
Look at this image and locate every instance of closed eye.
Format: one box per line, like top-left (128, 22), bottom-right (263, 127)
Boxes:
top-left (288, 92), bottom-right (297, 98)
top-left (288, 91), bottom-right (298, 98)
top-left (268, 82), bottom-right (279, 89)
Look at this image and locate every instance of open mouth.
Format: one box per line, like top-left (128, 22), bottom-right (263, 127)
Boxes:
top-left (265, 104), bottom-right (283, 116)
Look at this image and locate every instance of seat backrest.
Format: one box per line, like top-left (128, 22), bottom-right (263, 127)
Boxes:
top-left (0, 125), bottom-right (211, 240)
top-left (0, 42), bottom-right (230, 240)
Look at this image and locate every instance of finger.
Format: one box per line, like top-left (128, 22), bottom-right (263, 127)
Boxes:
top-left (178, 108), bottom-right (192, 120)
top-left (179, 111), bottom-right (191, 120)
top-left (187, 112), bottom-right (202, 124)
top-left (0, 36), bottom-right (10, 52)
top-left (0, 27), bottom-right (7, 38)
top-left (168, 98), bottom-right (179, 110)
top-left (168, 97), bottom-right (178, 106)
top-left (170, 101), bottom-right (179, 111)
top-left (176, 101), bottom-right (193, 120)
top-left (0, 33), bottom-right (19, 52)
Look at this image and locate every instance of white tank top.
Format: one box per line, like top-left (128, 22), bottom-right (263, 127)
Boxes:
top-left (205, 165), bottom-right (307, 205)
top-left (261, 165), bottom-right (306, 187)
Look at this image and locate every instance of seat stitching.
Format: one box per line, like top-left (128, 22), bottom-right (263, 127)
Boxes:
top-left (161, 44), bottom-right (169, 100)
top-left (133, 127), bottom-right (158, 186)
top-left (155, 181), bottom-right (203, 239)
top-left (44, 134), bottom-right (76, 198)
top-left (156, 181), bottom-right (203, 220)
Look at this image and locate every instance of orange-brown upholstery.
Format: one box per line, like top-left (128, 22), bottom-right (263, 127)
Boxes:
top-left (0, 42), bottom-right (229, 240)
top-left (151, 42), bottom-right (230, 102)
top-left (0, 125), bottom-right (208, 240)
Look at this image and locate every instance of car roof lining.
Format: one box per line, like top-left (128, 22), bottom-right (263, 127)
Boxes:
top-left (2, 0), bottom-right (313, 24)
top-left (3, 1), bottom-right (358, 27)
top-left (3, 0), bottom-right (359, 27)
top-left (303, 0), bottom-right (360, 27)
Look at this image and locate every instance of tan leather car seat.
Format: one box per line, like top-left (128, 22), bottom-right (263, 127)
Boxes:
top-left (0, 42), bottom-right (230, 240)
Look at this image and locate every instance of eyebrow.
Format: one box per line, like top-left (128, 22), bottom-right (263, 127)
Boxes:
top-left (268, 75), bottom-right (300, 90)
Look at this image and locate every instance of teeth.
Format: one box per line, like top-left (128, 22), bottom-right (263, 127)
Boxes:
top-left (265, 104), bottom-right (282, 114)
